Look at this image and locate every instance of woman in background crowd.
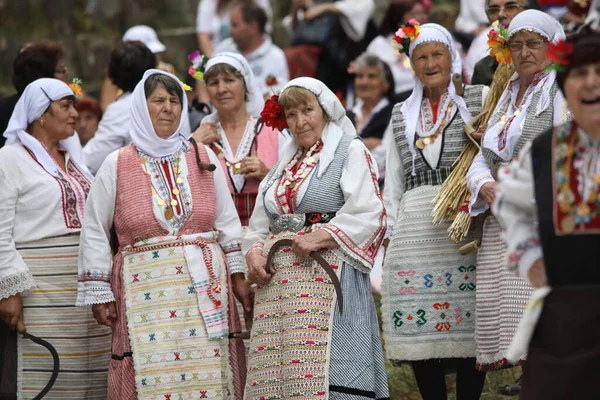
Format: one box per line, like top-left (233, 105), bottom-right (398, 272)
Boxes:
top-left (76, 96), bottom-right (102, 146)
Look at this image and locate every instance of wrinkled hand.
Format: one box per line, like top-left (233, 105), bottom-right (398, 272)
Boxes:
top-left (528, 258), bottom-right (548, 288)
top-left (304, 3), bottom-right (335, 20)
top-left (192, 123), bottom-right (220, 145)
top-left (291, 231), bottom-right (334, 259)
top-left (92, 302), bottom-right (118, 328)
top-left (240, 152), bottom-right (269, 180)
top-left (246, 248), bottom-right (273, 285)
top-left (471, 123), bottom-right (487, 142)
top-left (231, 273), bottom-right (254, 326)
top-left (480, 182), bottom-right (496, 208)
top-left (0, 293), bottom-right (23, 330)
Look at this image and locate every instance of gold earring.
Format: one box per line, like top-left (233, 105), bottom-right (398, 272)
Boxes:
top-left (39, 119), bottom-right (45, 127)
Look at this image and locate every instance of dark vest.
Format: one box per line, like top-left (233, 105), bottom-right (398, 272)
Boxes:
top-left (530, 128), bottom-right (600, 286)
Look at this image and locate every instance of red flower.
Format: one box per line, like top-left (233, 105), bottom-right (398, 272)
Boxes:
top-left (265, 75), bottom-right (278, 86)
top-left (307, 213), bottom-right (322, 224)
top-left (545, 40), bottom-right (574, 69)
top-left (260, 95), bottom-right (288, 131)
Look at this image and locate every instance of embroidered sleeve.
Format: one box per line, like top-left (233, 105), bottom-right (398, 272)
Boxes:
top-left (76, 152), bottom-right (118, 306)
top-left (222, 242), bottom-right (245, 275)
top-left (0, 164), bottom-right (36, 300)
top-left (494, 142), bottom-right (543, 280)
top-left (321, 142), bottom-right (386, 273)
top-left (467, 150), bottom-right (495, 216)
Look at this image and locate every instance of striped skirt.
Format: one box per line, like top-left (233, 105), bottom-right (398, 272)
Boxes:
top-left (16, 235), bottom-right (112, 399)
top-left (474, 216), bottom-right (533, 369)
top-left (382, 185), bottom-right (479, 361)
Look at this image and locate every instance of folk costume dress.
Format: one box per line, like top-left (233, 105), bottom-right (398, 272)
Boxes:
top-left (494, 122), bottom-right (600, 399)
top-left (0, 78), bottom-right (111, 399)
top-left (466, 11), bottom-right (568, 370)
top-left (76, 70), bottom-right (246, 400)
top-left (381, 24), bottom-right (485, 363)
top-left (242, 78), bottom-right (389, 400)
top-left (200, 53), bottom-right (282, 227)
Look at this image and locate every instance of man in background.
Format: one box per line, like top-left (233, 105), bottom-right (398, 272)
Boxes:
top-left (214, 1), bottom-right (289, 96)
top-left (470, 0), bottom-right (527, 85)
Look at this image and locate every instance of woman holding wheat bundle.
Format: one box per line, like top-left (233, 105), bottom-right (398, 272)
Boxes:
top-left (381, 21), bottom-right (488, 399)
top-left (465, 10), bottom-right (570, 371)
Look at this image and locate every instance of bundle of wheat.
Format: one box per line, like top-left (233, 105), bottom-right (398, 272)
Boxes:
top-left (431, 62), bottom-right (516, 243)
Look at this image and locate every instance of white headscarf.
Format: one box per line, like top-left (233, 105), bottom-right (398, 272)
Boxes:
top-left (129, 69), bottom-right (188, 157)
top-left (483, 10), bottom-right (566, 147)
top-left (3, 78), bottom-right (91, 178)
top-left (281, 77), bottom-right (356, 135)
top-left (507, 9), bottom-right (566, 43)
top-left (201, 52), bottom-right (264, 124)
top-left (401, 23), bottom-right (472, 176)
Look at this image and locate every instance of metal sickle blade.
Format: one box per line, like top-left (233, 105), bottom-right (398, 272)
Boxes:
top-left (265, 238), bottom-right (343, 314)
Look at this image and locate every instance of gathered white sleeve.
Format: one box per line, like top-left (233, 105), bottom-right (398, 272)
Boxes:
top-left (334, 0), bottom-right (374, 41)
top-left (0, 165), bottom-right (36, 300)
top-left (83, 96), bottom-right (131, 175)
top-left (320, 140), bottom-right (386, 273)
top-left (242, 178), bottom-right (272, 256)
top-left (382, 123), bottom-right (404, 238)
top-left (467, 150), bottom-right (495, 216)
top-left (207, 148), bottom-right (245, 275)
top-left (76, 151), bottom-right (118, 306)
top-left (493, 142), bottom-right (542, 281)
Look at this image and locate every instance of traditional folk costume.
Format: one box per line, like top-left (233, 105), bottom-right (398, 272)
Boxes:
top-left (466, 11), bottom-right (569, 370)
top-left (77, 70), bottom-right (246, 400)
top-left (381, 23), bottom-right (488, 399)
top-left (495, 121), bottom-right (600, 398)
top-left (0, 79), bottom-right (111, 399)
top-left (494, 30), bottom-right (600, 399)
top-left (200, 53), bottom-right (281, 227)
top-left (243, 77), bottom-right (389, 399)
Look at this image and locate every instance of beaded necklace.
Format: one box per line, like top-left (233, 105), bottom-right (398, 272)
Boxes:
top-left (139, 149), bottom-right (190, 224)
top-left (212, 116), bottom-right (256, 174)
top-left (555, 121), bottom-right (600, 233)
top-left (496, 72), bottom-right (546, 151)
top-left (415, 95), bottom-right (455, 150)
top-left (276, 140), bottom-right (323, 214)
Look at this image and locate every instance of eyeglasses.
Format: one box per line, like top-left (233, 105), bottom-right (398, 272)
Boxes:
top-left (507, 39), bottom-right (546, 52)
top-left (55, 67), bottom-right (67, 74)
top-left (486, 2), bottom-right (524, 17)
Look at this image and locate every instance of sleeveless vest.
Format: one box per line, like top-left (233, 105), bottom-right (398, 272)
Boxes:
top-left (262, 134), bottom-right (358, 219)
top-left (114, 145), bottom-right (217, 247)
top-left (391, 85), bottom-right (484, 191)
top-left (483, 81), bottom-right (558, 178)
top-left (531, 128), bottom-right (600, 286)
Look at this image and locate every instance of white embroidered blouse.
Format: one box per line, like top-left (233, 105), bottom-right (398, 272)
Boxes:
top-left (242, 124), bottom-right (386, 273)
top-left (0, 143), bottom-right (90, 300)
top-left (467, 72), bottom-right (568, 216)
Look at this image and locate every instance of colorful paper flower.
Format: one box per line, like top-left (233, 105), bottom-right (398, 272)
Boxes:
top-left (181, 82), bottom-right (193, 92)
top-left (260, 95), bottom-right (288, 131)
top-left (487, 21), bottom-right (511, 64)
top-left (67, 78), bottom-right (83, 98)
top-left (187, 50), bottom-right (208, 81)
top-left (545, 39), bottom-right (574, 72)
top-left (391, 19), bottom-right (421, 55)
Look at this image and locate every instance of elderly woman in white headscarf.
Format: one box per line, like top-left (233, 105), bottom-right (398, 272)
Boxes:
top-left (243, 77), bottom-right (388, 399)
top-left (192, 52), bottom-right (281, 227)
top-left (77, 69), bottom-right (251, 399)
top-left (381, 23), bottom-right (488, 399)
top-left (465, 10), bottom-right (568, 371)
top-left (0, 78), bottom-right (111, 399)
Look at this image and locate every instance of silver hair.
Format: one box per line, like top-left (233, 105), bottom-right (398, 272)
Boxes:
top-left (354, 53), bottom-right (387, 78)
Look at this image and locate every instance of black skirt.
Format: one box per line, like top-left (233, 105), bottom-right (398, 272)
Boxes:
top-left (521, 286), bottom-right (600, 400)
